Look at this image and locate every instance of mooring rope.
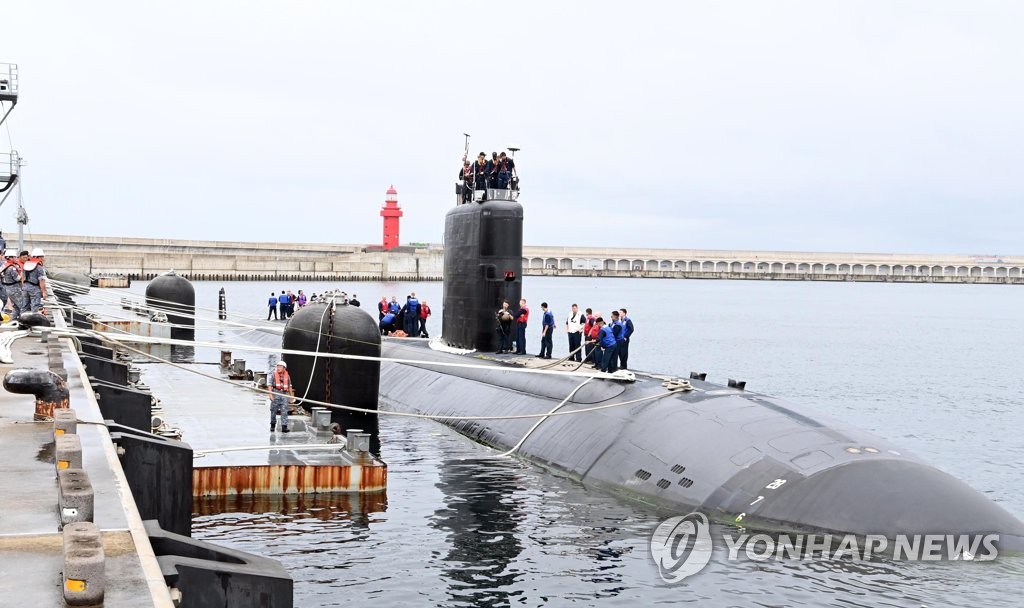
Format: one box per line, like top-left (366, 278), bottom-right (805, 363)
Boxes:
top-left (66, 328), bottom-right (676, 423)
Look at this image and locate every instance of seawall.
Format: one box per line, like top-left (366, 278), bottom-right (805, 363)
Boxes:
top-left (28, 233), bottom-right (1024, 284)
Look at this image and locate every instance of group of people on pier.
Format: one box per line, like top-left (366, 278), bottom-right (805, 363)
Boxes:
top-left (0, 244), bottom-right (48, 321)
top-left (266, 289), bottom-right (363, 320)
top-left (458, 150), bottom-right (518, 203)
top-left (496, 299), bottom-right (635, 372)
top-left (378, 293), bottom-right (432, 338)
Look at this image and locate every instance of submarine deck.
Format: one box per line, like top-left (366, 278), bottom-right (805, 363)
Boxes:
top-left (140, 363), bottom-right (387, 496)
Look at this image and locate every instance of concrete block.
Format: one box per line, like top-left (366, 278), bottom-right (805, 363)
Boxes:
top-left (58, 468), bottom-right (95, 526)
top-left (62, 522), bottom-right (105, 606)
top-left (55, 433), bottom-right (83, 471)
top-left (53, 408), bottom-right (78, 438)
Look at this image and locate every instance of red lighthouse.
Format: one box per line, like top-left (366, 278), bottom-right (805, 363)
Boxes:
top-left (380, 185), bottom-right (403, 250)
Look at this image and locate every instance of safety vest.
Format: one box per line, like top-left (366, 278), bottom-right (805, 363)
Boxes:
top-left (23, 259), bottom-right (43, 286)
top-left (270, 369), bottom-right (291, 393)
top-left (420, 304), bottom-right (431, 319)
top-left (0, 261), bottom-right (19, 285)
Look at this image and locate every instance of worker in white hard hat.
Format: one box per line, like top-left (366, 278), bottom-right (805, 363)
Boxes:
top-left (268, 360), bottom-right (294, 433)
top-left (0, 250), bottom-right (22, 322)
top-left (23, 248), bottom-right (47, 313)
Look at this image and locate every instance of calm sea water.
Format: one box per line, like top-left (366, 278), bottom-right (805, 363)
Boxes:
top-left (137, 277), bottom-right (1023, 607)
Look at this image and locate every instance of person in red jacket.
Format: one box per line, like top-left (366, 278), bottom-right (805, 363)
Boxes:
top-left (418, 299), bottom-right (432, 338)
top-left (585, 310), bottom-right (602, 365)
top-left (513, 298), bottom-right (530, 355)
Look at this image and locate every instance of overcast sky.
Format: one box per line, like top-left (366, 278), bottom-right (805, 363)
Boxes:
top-left (2, 1), bottom-right (1022, 254)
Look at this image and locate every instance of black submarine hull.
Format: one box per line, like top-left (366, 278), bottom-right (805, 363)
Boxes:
top-left (371, 196), bottom-right (1024, 548)
top-left (378, 339), bottom-right (1024, 548)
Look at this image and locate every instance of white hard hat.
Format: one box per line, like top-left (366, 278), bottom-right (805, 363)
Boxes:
top-left (30, 248), bottom-right (44, 257)
top-left (276, 361), bottom-right (287, 368)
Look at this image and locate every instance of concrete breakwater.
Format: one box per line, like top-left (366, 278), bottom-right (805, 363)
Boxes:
top-left (32, 233), bottom-right (1024, 284)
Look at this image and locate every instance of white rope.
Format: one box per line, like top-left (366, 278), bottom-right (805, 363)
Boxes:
top-left (81, 330), bottom-right (671, 422)
top-left (0, 329), bottom-right (28, 364)
top-left (498, 375), bottom-right (596, 457)
top-left (48, 326), bottom-right (632, 382)
top-left (51, 280), bottom-right (383, 352)
top-left (50, 277), bottom-right (307, 328)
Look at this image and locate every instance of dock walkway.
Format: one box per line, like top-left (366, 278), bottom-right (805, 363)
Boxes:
top-left (0, 331), bottom-right (172, 607)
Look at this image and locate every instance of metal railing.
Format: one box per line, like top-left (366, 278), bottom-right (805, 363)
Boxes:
top-left (454, 183), bottom-right (521, 206)
top-left (0, 62), bottom-right (18, 94)
top-left (0, 63), bottom-right (18, 97)
top-left (0, 151), bottom-right (19, 185)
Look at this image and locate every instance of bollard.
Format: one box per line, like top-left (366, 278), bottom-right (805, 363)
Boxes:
top-left (3, 368), bottom-right (70, 420)
top-left (56, 434), bottom-right (83, 471)
top-left (220, 350), bottom-right (232, 368)
top-left (314, 408), bottom-right (332, 431)
top-left (63, 522), bottom-right (106, 606)
top-left (58, 469), bottom-right (95, 526)
top-left (346, 429), bottom-right (371, 454)
top-left (17, 311), bottom-right (52, 329)
top-left (54, 408), bottom-right (78, 438)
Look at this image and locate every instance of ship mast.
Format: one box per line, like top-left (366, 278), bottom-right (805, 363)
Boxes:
top-left (0, 63), bottom-right (21, 251)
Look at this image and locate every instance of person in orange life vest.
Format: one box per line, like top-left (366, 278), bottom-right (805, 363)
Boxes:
top-left (513, 298), bottom-right (530, 355)
top-left (418, 299), bottom-right (432, 338)
top-left (0, 251), bottom-right (24, 320)
top-left (473, 153), bottom-right (490, 200)
top-left (378, 296), bottom-right (389, 321)
top-left (268, 360), bottom-right (294, 432)
top-left (458, 160), bottom-right (474, 203)
top-left (23, 248), bottom-right (48, 313)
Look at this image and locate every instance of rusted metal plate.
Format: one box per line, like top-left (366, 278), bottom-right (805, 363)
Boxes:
top-left (193, 463), bottom-right (387, 497)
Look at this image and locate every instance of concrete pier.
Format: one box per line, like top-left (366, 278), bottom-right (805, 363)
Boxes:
top-left (29, 233), bottom-right (1024, 284)
top-left (0, 331), bottom-right (173, 607)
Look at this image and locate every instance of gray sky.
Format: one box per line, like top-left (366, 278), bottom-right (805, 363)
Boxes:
top-left (2, 1), bottom-right (1022, 254)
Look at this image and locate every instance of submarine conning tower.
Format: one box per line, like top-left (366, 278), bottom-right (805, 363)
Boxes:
top-left (442, 199), bottom-right (523, 352)
top-left (282, 295), bottom-right (381, 446)
top-left (145, 270), bottom-right (195, 340)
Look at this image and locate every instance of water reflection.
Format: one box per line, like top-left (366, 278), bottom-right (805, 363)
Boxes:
top-left (194, 492), bottom-right (387, 530)
top-left (170, 344), bottom-right (195, 364)
top-left (431, 458), bottom-right (525, 607)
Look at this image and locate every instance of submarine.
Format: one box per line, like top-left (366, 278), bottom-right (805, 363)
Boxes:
top-left (355, 188), bottom-right (1024, 551)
